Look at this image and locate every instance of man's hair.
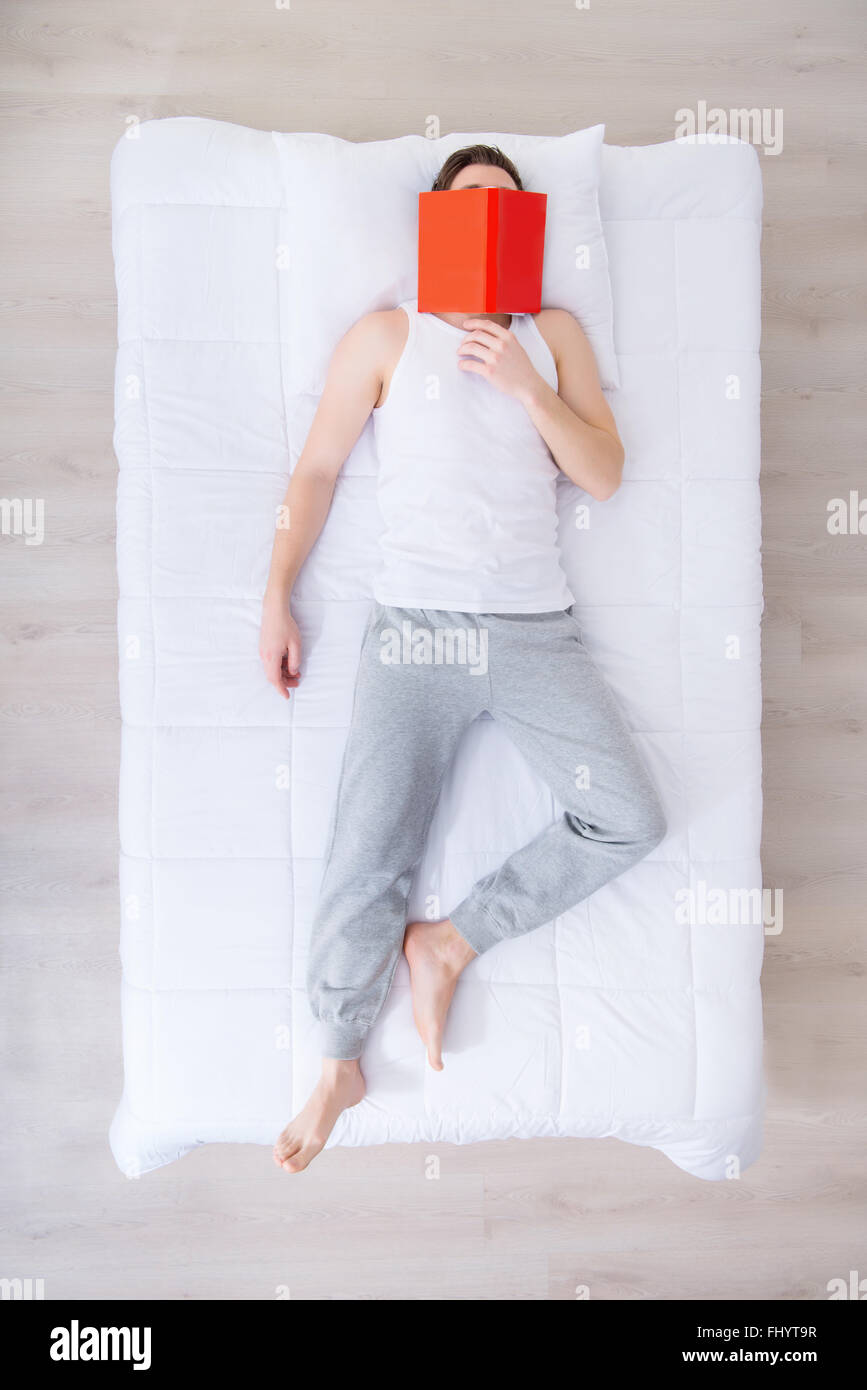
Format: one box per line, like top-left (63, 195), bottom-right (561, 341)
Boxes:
top-left (430, 143), bottom-right (524, 192)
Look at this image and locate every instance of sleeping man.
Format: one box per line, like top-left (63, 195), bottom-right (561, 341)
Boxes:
top-left (259, 144), bottom-right (667, 1173)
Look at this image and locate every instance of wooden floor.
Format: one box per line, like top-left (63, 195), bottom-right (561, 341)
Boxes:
top-left (2, 0), bottom-right (865, 1301)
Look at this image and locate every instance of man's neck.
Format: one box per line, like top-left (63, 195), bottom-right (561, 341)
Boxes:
top-left (432, 309), bottom-right (513, 331)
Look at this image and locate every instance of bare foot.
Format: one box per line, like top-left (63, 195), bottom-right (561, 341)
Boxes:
top-left (403, 918), bottom-right (477, 1070)
top-left (273, 1058), bottom-right (365, 1173)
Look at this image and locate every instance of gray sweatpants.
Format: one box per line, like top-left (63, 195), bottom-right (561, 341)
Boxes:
top-left (307, 603), bottom-right (667, 1059)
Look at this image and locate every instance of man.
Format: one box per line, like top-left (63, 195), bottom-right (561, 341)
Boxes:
top-left (259, 144), bottom-right (667, 1173)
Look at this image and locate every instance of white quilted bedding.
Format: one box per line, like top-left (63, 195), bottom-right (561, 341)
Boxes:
top-left (110, 119), bottom-right (765, 1181)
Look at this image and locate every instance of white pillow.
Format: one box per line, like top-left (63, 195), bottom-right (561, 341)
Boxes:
top-left (273, 125), bottom-right (620, 393)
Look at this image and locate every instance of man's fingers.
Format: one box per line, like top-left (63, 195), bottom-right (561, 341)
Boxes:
top-left (461, 317), bottom-right (509, 340)
top-left (260, 629), bottom-right (302, 699)
top-left (286, 637), bottom-right (302, 677)
top-left (458, 343), bottom-right (495, 366)
top-left (460, 328), bottom-right (503, 352)
top-left (263, 647), bottom-right (290, 699)
top-left (281, 658), bottom-right (301, 690)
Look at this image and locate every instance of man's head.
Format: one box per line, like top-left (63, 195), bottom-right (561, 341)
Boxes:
top-left (430, 143), bottom-right (524, 193)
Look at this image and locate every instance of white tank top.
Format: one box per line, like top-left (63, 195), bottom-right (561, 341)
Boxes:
top-left (371, 297), bottom-right (575, 614)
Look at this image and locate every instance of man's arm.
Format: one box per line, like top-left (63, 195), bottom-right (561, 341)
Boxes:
top-left (458, 309), bottom-right (624, 501)
top-left (524, 309), bottom-right (624, 500)
top-left (259, 312), bottom-right (393, 698)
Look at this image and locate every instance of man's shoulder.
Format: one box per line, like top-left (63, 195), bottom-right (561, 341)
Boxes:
top-left (350, 306), bottom-right (410, 354)
top-left (532, 308), bottom-right (590, 364)
top-left (358, 305), bottom-right (411, 334)
top-left (534, 307), bottom-right (582, 337)
top-left (335, 306), bottom-right (408, 363)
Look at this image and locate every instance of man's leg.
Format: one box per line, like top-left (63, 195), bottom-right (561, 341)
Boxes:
top-left (449, 608), bottom-right (668, 951)
top-left (274, 603), bottom-right (486, 1171)
top-left (405, 609), bottom-right (667, 1063)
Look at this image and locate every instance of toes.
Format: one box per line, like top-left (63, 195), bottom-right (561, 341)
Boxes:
top-left (415, 1014), bottom-right (443, 1069)
top-left (283, 1145), bottom-right (316, 1173)
top-left (423, 1016), bottom-right (445, 1070)
top-left (274, 1135), bottom-right (302, 1163)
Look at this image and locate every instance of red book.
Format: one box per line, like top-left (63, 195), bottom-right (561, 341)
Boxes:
top-left (417, 187), bottom-right (547, 314)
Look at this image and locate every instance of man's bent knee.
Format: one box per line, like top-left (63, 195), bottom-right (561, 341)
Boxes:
top-left (632, 799), bottom-right (667, 856)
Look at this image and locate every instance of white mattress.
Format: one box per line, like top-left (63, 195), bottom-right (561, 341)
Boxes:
top-left (110, 119), bottom-right (766, 1181)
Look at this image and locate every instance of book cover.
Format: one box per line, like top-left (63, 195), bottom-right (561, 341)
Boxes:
top-left (417, 187), bottom-right (547, 313)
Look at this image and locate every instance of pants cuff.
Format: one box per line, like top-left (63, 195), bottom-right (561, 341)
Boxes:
top-left (318, 1019), bottom-right (368, 1060)
top-left (449, 897), bottom-right (505, 956)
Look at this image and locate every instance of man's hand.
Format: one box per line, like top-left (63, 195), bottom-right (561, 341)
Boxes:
top-left (456, 318), bottom-right (542, 405)
top-left (259, 597), bottom-right (302, 700)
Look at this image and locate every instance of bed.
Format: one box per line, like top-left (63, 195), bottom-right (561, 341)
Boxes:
top-left (110, 119), bottom-right (765, 1181)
